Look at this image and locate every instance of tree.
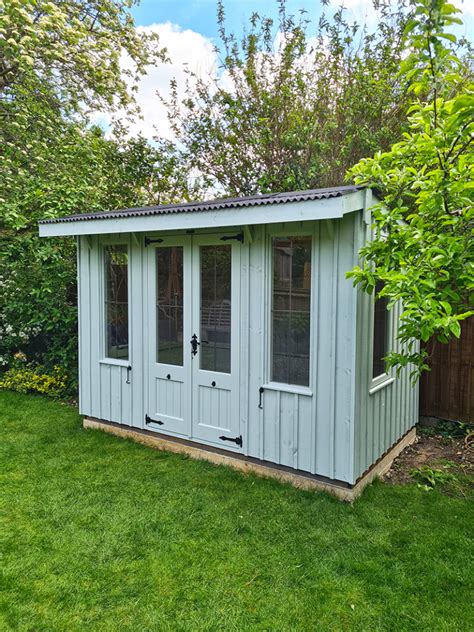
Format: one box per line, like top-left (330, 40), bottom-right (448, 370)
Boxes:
top-left (163, 0), bottom-right (413, 196)
top-left (0, 1), bottom-right (198, 394)
top-left (0, 0), bottom-right (166, 224)
top-left (0, 121), bottom-right (200, 393)
top-left (347, 0), bottom-right (473, 376)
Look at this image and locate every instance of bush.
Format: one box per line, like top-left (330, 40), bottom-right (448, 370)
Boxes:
top-left (0, 360), bottom-right (68, 398)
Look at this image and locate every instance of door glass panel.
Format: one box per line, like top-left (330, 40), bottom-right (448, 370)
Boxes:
top-left (200, 245), bottom-right (231, 373)
top-left (272, 236), bottom-right (312, 386)
top-left (156, 247), bottom-right (183, 366)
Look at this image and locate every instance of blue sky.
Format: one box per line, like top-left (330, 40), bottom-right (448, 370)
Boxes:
top-left (131, 0), bottom-right (473, 40)
top-left (118, 0), bottom-right (473, 141)
top-left (131, 0), bottom-right (325, 41)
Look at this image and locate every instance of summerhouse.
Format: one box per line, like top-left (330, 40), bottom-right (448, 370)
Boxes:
top-left (39, 186), bottom-right (418, 500)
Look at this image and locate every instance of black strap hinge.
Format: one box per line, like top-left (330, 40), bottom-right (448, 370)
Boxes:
top-left (219, 434), bottom-right (243, 447)
top-left (145, 414), bottom-right (163, 426)
top-left (144, 237), bottom-right (164, 247)
top-left (220, 231), bottom-right (244, 243)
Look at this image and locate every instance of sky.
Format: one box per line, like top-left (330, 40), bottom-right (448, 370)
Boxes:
top-left (131, 0), bottom-right (328, 40)
top-left (99, 0), bottom-right (473, 141)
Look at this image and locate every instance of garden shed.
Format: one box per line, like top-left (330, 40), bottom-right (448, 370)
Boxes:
top-left (39, 186), bottom-right (418, 499)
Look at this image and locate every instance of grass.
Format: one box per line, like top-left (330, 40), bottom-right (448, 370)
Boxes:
top-left (0, 391), bottom-right (472, 631)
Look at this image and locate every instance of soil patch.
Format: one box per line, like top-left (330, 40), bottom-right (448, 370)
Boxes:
top-left (383, 426), bottom-right (473, 493)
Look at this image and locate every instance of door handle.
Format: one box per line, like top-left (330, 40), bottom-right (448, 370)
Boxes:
top-left (190, 333), bottom-right (200, 356)
top-left (258, 386), bottom-right (264, 409)
top-left (126, 365), bottom-right (132, 384)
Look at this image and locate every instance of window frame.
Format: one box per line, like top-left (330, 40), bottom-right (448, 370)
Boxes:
top-left (369, 283), bottom-right (394, 394)
top-left (100, 237), bottom-right (131, 366)
top-left (264, 224), bottom-right (315, 395)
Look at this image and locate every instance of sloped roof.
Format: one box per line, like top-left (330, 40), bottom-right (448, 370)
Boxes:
top-left (39, 185), bottom-right (362, 225)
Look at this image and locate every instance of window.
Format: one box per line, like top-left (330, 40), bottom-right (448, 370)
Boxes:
top-left (372, 281), bottom-right (389, 378)
top-left (156, 247), bottom-right (183, 366)
top-left (271, 236), bottom-right (312, 386)
top-left (200, 245), bottom-right (232, 373)
top-left (104, 245), bottom-right (129, 360)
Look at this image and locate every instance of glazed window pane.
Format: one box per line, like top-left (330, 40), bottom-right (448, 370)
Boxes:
top-left (373, 281), bottom-right (389, 378)
top-left (104, 245), bottom-right (129, 359)
top-left (156, 247), bottom-right (184, 366)
top-left (272, 236), bottom-right (312, 386)
top-left (200, 245), bottom-right (231, 373)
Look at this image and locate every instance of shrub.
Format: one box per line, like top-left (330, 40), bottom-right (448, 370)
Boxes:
top-left (0, 363), bottom-right (68, 398)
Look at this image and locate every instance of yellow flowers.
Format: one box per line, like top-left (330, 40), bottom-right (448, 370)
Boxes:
top-left (0, 364), bottom-right (68, 397)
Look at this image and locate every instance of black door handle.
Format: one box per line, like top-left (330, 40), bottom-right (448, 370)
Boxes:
top-left (258, 386), bottom-right (264, 409)
top-left (190, 333), bottom-right (200, 356)
top-left (126, 365), bottom-right (132, 384)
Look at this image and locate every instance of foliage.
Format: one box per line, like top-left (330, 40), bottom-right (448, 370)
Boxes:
top-left (348, 0), bottom-right (474, 376)
top-left (409, 458), bottom-right (472, 496)
top-left (3, 121), bottom-right (202, 231)
top-left (0, 1), bottom-right (201, 395)
top-left (419, 420), bottom-right (473, 440)
top-left (1, 390), bottom-right (473, 630)
top-left (0, 360), bottom-right (68, 398)
top-left (0, 123), bottom-right (199, 394)
top-left (410, 463), bottom-right (458, 489)
top-left (163, 0), bottom-right (414, 195)
top-left (0, 232), bottom-right (78, 393)
top-left (0, 0), bottom-right (165, 203)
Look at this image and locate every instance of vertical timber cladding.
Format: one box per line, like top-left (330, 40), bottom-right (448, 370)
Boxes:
top-left (352, 214), bottom-right (419, 482)
top-left (78, 234), bottom-right (140, 427)
top-left (246, 214), bottom-right (358, 484)
top-left (77, 208), bottom-right (418, 486)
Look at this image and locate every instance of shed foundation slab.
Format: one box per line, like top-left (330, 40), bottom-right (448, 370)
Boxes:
top-left (83, 418), bottom-right (416, 502)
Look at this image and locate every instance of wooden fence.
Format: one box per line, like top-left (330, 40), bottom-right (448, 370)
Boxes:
top-left (420, 317), bottom-right (474, 423)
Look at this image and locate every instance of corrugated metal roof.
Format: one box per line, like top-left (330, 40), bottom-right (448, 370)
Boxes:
top-left (38, 185), bottom-right (362, 225)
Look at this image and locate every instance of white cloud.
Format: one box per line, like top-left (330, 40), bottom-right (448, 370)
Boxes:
top-left (96, 22), bottom-right (218, 140)
top-left (96, 6), bottom-right (472, 141)
top-left (453, 0), bottom-right (474, 18)
top-left (328, 0), bottom-right (473, 33)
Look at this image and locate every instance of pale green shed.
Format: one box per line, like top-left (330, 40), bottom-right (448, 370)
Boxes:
top-left (39, 186), bottom-right (418, 499)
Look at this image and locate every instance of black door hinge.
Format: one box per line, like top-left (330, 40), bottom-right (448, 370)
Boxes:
top-left (145, 414), bottom-right (163, 426)
top-left (144, 237), bottom-right (164, 247)
top-left (219, 434), bottom-right (243, 447)
top-left (220, 231), bottom-right (244, 243)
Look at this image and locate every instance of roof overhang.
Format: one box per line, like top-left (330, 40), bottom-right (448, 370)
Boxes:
top-left (39, 188), bottom-right (370, 238)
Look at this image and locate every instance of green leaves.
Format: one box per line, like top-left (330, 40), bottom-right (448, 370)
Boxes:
top-left (348, 0), bottom-right (473, 377)
top-left (0, 1), bottom-right (197, 394)
top-left (163, 0), bottom-right (414, 195)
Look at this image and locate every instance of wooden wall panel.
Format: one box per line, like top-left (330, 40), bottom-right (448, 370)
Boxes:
top-left (353, 215), bottom-right (419, 481)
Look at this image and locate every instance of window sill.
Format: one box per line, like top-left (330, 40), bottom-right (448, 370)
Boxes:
top-left (263, 382), bottom-right (313, 397)
top-left (100, 358), bottom-right (130, 367)
top-left (369, 375), bottom-right (395, 395)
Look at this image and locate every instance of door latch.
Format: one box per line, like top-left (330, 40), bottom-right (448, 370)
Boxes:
top-left (190, 333), bottom-right (200, 356)
top-left (258, 386), bottom-right (264, 409)
top-left (126, 365), bottom-right (132, 384)
top-left (219, 434), bottom-right (243, 447)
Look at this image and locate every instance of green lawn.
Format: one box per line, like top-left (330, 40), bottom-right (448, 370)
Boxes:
top-left (0, 392), bottom-right (472, 631)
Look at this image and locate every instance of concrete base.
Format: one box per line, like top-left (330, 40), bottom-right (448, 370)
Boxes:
top-left (83, 418), bottom-right (416, 502)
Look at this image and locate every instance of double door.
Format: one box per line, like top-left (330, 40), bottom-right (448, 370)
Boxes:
top-left (146, 234), bottom-right (241, 450)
